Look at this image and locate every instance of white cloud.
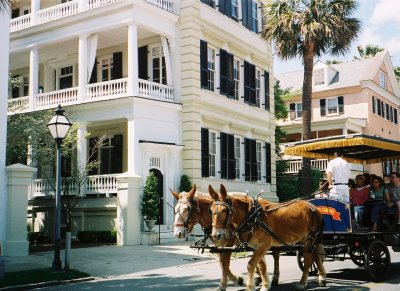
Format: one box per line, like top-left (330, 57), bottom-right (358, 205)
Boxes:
top-left (370, 0), bottom-right (400, 24)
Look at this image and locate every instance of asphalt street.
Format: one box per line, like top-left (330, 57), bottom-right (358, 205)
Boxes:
top-left (39, 247), bottom-right (400, 291)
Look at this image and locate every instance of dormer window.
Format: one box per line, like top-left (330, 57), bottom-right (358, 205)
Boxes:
top-left (379, 70), bottom-right (387, 89)
top-left (313, 68), bottom-right (325, 86)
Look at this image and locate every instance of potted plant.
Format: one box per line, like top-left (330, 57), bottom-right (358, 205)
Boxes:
top-left (141, 172), bottom-right (159, 231)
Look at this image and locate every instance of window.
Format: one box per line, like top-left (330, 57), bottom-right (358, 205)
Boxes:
top-left (372, 96), bottom-right (376, 114)
top-left (232, 0), bottom-right (239, 20)
top-left (327, 98), bottom-right (338, 114)
top-left (264, 71), bottom-right (270, 111)
top-left (220, 49), bottom-right (235, 98)
top-left (256, 141), bottom-right (262, 181)
top-left (242, 0), bottom-right (258, 32)
top-left (244, 138), bottom-right (257, 181)
top-left (380, 71), bottom-right (387, 89)
top-left (59, 65), bottom-right (73, 89)
top-left (200, 41), bottom-right (216, 91)
top-left (244, 61), bottom-right (256, 106)
top-left (11, 75), bottom-right (29, 98)
top-left (386, 104), bottom-right (390, 120)
top-left (88, 135), bottom-right (123, 175)
top-left (234, 137), bottom-right (241, 179)
top-left (382, 102), bottom-right (386, 119)
top-left (251, 1), bottom-right (258, 33)
top-left (209, 131), bottom-right (217, 177)
top-left (313, 68), bottom-right (325, 85)
top-left (96, 52), bottom-right (122, 82)
top-left (151, 46), bottom-right (167, 85)
top-left (320, 96), bottom-right (344, 116)
top-left (220, 133), bottom-right (235, 179)
top-left (201, 0), bottom-right (216, 8)
top-left (207, 47), bottom-right (216, 91)
top-left (289, 102), bottom-right (302, 119)
top-left (99, 56), bottom-right (113, 82)
top-left (255, 69), bottom-right (261, 107)
top-left (234, 59), bottom-right (240, 100)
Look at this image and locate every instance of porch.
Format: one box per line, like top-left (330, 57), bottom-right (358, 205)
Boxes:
top-left (284, 159), bottom-right (328, 174)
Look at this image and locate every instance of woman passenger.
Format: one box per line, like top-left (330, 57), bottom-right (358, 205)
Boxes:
top-left (369, 176), bottom-right (390, 231)
top-left (350, 174), bottom-right (369, 226)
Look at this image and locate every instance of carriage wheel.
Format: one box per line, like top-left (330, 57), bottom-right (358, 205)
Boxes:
top-left (364, 240), bottom-right (391, 282)
top-left (349, 246), bottom-right (365, 267)
top-left (296, 251), bottom-right (318, 276)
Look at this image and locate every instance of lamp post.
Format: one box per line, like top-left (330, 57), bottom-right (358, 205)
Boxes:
top-left (47, 105), bottom-right (72, 271)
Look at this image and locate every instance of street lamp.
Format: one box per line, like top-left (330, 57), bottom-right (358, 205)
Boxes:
top-left (47, 105), bottom-right (72, 271)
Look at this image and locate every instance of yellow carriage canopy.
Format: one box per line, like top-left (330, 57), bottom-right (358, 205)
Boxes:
top-left (283, 134), bottom-right (400, 164)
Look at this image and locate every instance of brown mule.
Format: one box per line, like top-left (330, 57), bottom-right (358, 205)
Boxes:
top-left (171, 184), bottom-right (266, 291)
top-left (209, 184), bottom-right (326, 291)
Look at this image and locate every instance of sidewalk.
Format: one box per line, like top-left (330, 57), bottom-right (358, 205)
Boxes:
top-left (3, 241), bottom-right (217, 279)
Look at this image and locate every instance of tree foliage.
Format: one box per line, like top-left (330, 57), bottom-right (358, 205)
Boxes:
top-left (179, 174), bottom-right (192, 192)
top-left (141, 172), bottom-right (160, 220)
top-left (355, 44), bottom-right (384, 59)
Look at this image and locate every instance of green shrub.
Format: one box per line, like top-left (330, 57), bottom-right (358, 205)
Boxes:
top-left (76, 231), bottom-right (116, 243)
top-left (141, 172), bottom-right (159, 220)
top-left (179, 174), bottom-right (192, 192)
top-left (27, 232), bottom-right (51, 244)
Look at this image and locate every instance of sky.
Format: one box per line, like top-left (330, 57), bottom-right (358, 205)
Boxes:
top-left (274, 0), bottom-right (400, 74)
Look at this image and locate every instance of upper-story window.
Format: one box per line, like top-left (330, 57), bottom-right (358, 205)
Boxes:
top-left (234, 58), bottom-right (241, 100)
top-left (372, 96), bottom-right (398, 124)
top-left (11, 75), bottom-right (29, 98)
top-left (232, 0), bottom-right (239, 20)
top-left (209, 131), bottom-right (217, 177)
top-left (320, 96), bottom-right (344, 116)
top-left (88, 135), bottom-right (123, 176)
top-left (255, 69), bottom-right (261, 107)
top-left (201, 0), bottom-right (216, 8)
top-left (207, 47), bottom-right (216, 91)
top-left (99, 56), bottom-right (113, 82)
top-left (59, 65), bottom-right (74, 89)
top-left (234, 136), bottom-right (241, 179)
top-left (242, 0), bottom-right (259, 33)
top-left (150, 46), bottom-right (167, 85)
top-left (313, 68), bottom-right (325, 86)
top-left (256, 141), bottom-right (262, 181)
top-left (200, 40), bottom-right (216, 92)
top-left (289, 102), bottom-right (302, 119)
top-left (379, 71), bottom-right (387, 89)
top-left (251, 1), bottom-right (259, 33)
top-left (97, 52), bottom-right (123, 82)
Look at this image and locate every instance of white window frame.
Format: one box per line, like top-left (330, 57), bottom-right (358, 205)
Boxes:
top-left (209, 130), bottom-right (217, 177)
top-left (313, 68), bottom-right (325, 86)
top-left (231, 0), bottom-right (239, 20)
top-left (234, 136), bottom-right (241, 179)
top-left (234, 58), bottom-right (241, 100)
top-left (255, 69), bottom-right (261, 107)
top-left (207, 46), bottom-right (216, 92)
top-left (58, 64), bottom-right (74, 90)
top-left (295, 102), bottom-right (302, 119)
top-left (149, 44), bottom-right (166, 84)
top-left (98, 54), bottom-right (113, 82)
top-left (379, 70), bottom-right (387, 89)
top-left (327, 97), bottom-right (339, 115)
top-left (251, 0), bottom-right (258, 33)
top-left (256, 141), bottom-right (262, 182)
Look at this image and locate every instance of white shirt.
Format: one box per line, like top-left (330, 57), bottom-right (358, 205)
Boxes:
top-left (326, 157), bottom-right (350, 184)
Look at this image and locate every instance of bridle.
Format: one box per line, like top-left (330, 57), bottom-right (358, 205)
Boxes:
top-left (209, 201), bottom-right (234, 230)
top-left (174, 196), bottom-right (200, 232)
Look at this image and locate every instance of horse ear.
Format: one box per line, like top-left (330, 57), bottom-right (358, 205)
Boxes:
top-left (220, 184), bottom-right (227, 199)
top-left (170, 188), bottom-right (179, 200)
top-left (188, 184), bottom-right (196, 198)
top-left (208, 185), bottom-right (219, 201)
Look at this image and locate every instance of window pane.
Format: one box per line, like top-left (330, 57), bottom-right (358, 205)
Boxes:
top-left (327, 98), bottom-right (338, 114)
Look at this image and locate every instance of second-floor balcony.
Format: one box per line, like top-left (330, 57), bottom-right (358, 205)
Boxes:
top-left (8, 78), bottom-right (174, 114)
top-left (284, 159), bottom-right (328, 174)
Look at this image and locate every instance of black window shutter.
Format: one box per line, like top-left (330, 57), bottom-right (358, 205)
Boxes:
top-left (244, 61), bottom-right (250, 104)
top-left (220, 132), bottom-right (228, 179)
top-left (200, 40), bottom-right (208, 89)
top-left (227, 53), bottom-right (235, 98)
top-left (112, 52), bottom-right (123, 79)
top-left (265, 142), bottom-right (271, 183)
top-left (248, 0), bottom-right (254, 31)
top-left (220, 49), bottom-right (228, 96)
top-left (289, 103), bottom-right (295, 120)
top-left (249, 63), bottom-right (256, 105)
top-left (241, 0), bottom-right (248, 29)
top-left (245, 138), bottom-right (251, 181)
top-left (250, 139), bottom-right (257, 181)
top-left (320, 99), bottom-right (326, 116)
top-left (228, 134), bottom-right (235, 179)
top-left (338, 96), bottom-right (344, 114)
top-left (219, 0), bottom-right (226, 15)
top-left (372, 96), bottom-right (376, 114)
top-left (89, 58), bottom-right (97, 84)
top-left (264, 71), bottom-right (270, 110)
top-left (377, 98), bottom-right (381, 116)
top-left (138, 46), bottom-right (148, 80)
top-left (201, 128), bottom-right (210, 177)
top-left (88, 137), bottom-right (98, 175)
top-left (386, 103), bottom-right (390, 119)
top-left (112, 135), bottom-right (123, 174)
top-left (390, 106), bottom-right (393, 122)
top-left (394, 109), bottom-right (398, 124)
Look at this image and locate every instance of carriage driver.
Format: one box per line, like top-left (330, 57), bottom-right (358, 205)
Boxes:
top-left (326, 150), bottom-right (351, 203)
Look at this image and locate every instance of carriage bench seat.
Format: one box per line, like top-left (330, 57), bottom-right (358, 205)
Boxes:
top-left (378, 206), bottom-right (398, 231)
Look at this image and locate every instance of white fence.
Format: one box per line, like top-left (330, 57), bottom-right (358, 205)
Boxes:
top-left (285, 159), bottom-right (328, 174)
top-left (145, 0), bottom-right (173, 12)
top-left (138, 79), bottom-right (174, 102)
top-left (87, 78), bottom-right (128, 100)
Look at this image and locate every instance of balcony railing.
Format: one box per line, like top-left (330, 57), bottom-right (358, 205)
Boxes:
top-left (8, 79), bottom-right (175, 114)
top-left (31, 174), bottom-right (118, 198)
top-left (285, 159), bottom-right (328, 174)
top-left (10, 0), bottom-right (173, 33)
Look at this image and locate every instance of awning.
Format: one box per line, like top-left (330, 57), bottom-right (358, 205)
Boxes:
top-left (283, 134), bottom-right (400, 164)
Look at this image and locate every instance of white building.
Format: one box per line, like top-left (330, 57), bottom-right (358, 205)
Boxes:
top-left (8, 0), bottom-right (275, 244)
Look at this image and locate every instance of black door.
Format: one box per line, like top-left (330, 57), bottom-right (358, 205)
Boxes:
top-left (149, 169), bottom-right (163, 224)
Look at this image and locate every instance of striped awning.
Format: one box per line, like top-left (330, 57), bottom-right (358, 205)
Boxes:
top-left (284, 134), bottom-right (400, 164)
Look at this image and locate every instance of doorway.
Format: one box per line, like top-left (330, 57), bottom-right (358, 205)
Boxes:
top-left (149, 168), bottom-right (163, 224)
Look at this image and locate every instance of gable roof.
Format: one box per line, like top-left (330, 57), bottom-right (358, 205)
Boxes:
top-left (276, 50), bottom-right (398, 96)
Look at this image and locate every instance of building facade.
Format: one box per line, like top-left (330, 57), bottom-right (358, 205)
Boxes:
top-left (8, 0), bottom-right (275, 243)
top-left (277, 51), bottom-right (400, 176)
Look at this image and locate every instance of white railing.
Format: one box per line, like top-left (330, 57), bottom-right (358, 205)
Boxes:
top-left (32, 175), bottom-right (118, 198)
top-left (145, 0), bottom-right (173, 12)
top-left (86, 78), bottom-right (128, 100)
top-left (89, 0), bottom-right (122, 9)
top-left (138, 79), bottom-right (174, 102)
top-left (285, 159), bottom-right (328, 174)
top-left (7, 97), bottom-right (30, 115)
top-left (38, 1), bottom-right (79, 25)
top-left (10, 14), bottom-right (31, 32)
top-left (36, 87), bottom-right (79, 110)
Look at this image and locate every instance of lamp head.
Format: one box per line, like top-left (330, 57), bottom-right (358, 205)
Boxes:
top-left (47, 105), bottom-right (72, 142)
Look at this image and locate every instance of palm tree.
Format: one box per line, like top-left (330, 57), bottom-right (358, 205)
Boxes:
top-left (262, 0), bottom-right (360, 194)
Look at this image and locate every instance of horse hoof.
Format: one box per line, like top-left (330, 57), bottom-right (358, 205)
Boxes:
top-left (237, 276), bottom-right (244, 286)
top-left (295, 284), bottom-right (307, 290)
top-left (271, 278), bottom-right (279, 286)
top-left (260, 286), bottom-right (270, 291)
top-left (216, 286), bottom-right (226, 291)
top-left (318, 280), bottom-right (327, 287)
top-left (254, 276), bottom-right (262, 286)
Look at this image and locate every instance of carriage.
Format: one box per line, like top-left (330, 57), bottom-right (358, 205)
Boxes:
top-left (284, 134), bottom-right (400, 282)
top-left (173, 133), bottom-right (400, 290)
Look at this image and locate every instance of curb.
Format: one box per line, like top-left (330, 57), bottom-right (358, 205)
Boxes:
top-left (0, 276), bottom-right (95, 290)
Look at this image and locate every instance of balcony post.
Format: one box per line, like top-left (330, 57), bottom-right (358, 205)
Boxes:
top-left (31, 0), bottom-right (40, 25)
top-left (29, 46), bottom-right (39, 111)
top-left (78, 0), bottom-right (88, 12)
top-left (127, 22), bottom-right (138, 96)
top-left (78, 34), bottom-right (88, 102)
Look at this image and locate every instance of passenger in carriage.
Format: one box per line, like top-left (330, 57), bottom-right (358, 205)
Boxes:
top-left (350, 175), bottom-right (369, 225)
top-left (315, 179), bottom-right (330, 198)
top-left (387, 172), bottom-right (400, 231)
top-left (368, 176), bottom-right (390, 231)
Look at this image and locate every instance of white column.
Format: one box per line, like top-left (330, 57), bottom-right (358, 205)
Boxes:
top-left (343, 128), bottom-right (348, 135)
top-left (127, 117), bottom-right (136, 175)
top-left (0, 10), bottom-right (10, 248)
top-left (127, 22), bottom-right (138, 96)
top-left (77, 124), bottom-right (88, 196)
top-left (31, 0), bottom-right (40, 25)
top-left (78, 34), bottom-right (88, 102)
top-left (29, 46), bottom-right (39, 111)
top-left (78, 0), bottom-right (88, 12)
top-left (161, 36), bottom-right (172, 86)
